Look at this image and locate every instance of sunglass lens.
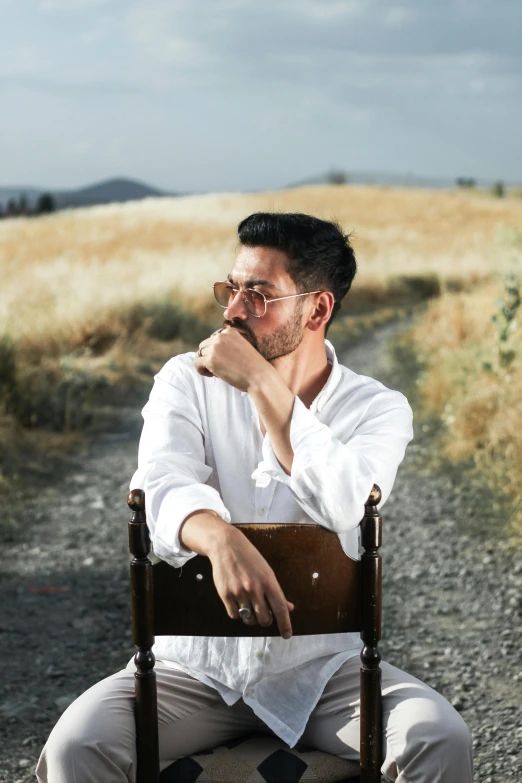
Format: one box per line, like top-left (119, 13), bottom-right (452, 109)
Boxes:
top-left (214, 283), bottom-right (235, 307)
top-left (245, 289), bottom-right (265, 316)
top-left (214, 284), bottom-right (265, 315)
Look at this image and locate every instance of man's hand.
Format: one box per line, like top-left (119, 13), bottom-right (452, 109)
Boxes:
top-left (195, 325), bottom-right (296, 474)
top-left (194, 326), bottom-right (273, 392)
top-left (207, 525), bottom-right (294, 639)
top-left (180, 511), bottom-right (294, 639)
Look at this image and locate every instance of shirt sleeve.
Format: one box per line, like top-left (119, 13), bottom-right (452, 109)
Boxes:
top-left (251, 391), bottom-right (413, 532)
top-left (129, 358), bottom-right (232, 568)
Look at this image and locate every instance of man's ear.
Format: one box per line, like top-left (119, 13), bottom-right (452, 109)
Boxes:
top-left (306, 292), bottom-right (335, 332)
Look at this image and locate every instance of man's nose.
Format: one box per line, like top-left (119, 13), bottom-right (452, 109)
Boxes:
top-left (224, 290), bottom-right (249, 321)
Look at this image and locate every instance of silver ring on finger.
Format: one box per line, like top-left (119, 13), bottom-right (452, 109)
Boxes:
top-left (238, 605), bottom-right (252, 621)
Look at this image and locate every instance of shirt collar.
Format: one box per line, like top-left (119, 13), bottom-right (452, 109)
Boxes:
top-left (311, 339), bottom-right (342, 413)
top-left (240, 339), bottom-right (342, 413)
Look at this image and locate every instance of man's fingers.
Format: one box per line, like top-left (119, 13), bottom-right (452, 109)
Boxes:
top-left (211, 538), bottom-right (294, 637)
top-left (266, 591), bottom-right (293, 639)
top-left (234, 592), bottom-right (273, 628)
top-left (273, 605), bottom-right (293, 639)
top-left (252, 598), bottom-right (274, 628)
top-left (196, 366), bottom-right (214, 377)
top-left (234, 591), bottom-right (292, 632)
top-left (223, 594), bottom-right (243, 621)
top-left (222, 592), bottom-right (292, 636)
top-left (196, 327), bottom-right (224, 359)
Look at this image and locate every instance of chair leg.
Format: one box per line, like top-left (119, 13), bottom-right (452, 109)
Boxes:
top-left (128, 490), bottom-right (160, 783)
top-left (135, 652), bottom-right (160, 783)
top-left (360, 486), bottom-right (383, 782)
top-left (360, 662), bottom-right (382, 783)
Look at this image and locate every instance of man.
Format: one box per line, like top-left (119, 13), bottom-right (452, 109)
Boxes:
top-left (36, 212), bottom-right (472, 782)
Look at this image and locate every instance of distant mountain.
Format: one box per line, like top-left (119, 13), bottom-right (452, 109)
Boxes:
top-left (0, 177), bottom-right (174, 210)
top-left (286, 170), bottom-right (515, 190)
top-left (54, 177), bottom-right (169, 208)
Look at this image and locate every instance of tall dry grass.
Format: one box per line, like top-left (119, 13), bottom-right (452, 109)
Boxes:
top-left (406, 270), bottom-right (522, 542)
top-left (1, 184), bottom-right (522, 495)
top-left (2, 185), bottom-right (521, 344)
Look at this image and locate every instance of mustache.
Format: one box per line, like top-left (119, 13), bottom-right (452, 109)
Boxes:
top-left (224, 320), bottom-right (252, 337)
top-left (224, 320), bottom-right (258, 347)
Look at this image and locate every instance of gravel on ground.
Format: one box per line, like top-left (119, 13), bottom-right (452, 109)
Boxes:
top-left (0, 322), bottom-right (520, 783)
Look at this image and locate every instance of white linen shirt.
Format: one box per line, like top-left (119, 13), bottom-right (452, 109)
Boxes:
top-left (129, 339), bottom-right (413, 747)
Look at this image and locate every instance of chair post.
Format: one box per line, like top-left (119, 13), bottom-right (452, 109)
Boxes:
top-left (359, 484), bottom-right (383, 783)
top-left (128, 489), bottom-right (160, 783)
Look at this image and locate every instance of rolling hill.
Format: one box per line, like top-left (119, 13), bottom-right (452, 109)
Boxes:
top-left (0, 177), bottom-right (172, 210)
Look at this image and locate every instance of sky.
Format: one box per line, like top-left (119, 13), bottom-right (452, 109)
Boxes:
top-left (0, 0), bottom-right (521, 192)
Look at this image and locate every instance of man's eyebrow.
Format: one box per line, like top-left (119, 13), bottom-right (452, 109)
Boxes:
top-left (227, 273), bottom-right (276, 288)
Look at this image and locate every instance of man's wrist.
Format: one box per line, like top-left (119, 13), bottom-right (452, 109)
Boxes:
top-left (247, 368), bottom-right (296, 474)
top-left (179, 509), bottom-right (234, 557)
top-left (246, 362), bottom-right (281, 399)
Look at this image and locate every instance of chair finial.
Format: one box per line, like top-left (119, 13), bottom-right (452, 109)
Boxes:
top-left (128, 488), bottom-right (145, 512)
top-left (367, 484), bottom-right (382, 506)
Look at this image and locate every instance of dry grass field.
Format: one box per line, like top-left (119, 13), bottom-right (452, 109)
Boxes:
top-left (406, 276), bottom-right (522, 541)
top-left (1, 183), bottom-right (522, 537)
top-left (2, 184), bottom-right (521, 345)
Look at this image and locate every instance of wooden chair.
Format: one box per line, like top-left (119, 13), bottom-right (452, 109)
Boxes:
top-left (128, 485), bottom-right (383, 783)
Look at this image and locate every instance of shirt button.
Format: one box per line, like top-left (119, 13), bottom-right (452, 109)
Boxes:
top-left (254, 651), bottom-right (263, 658)
top-left (258, 508), bottom-right (265, 516)
top-left (245, 690), bottom-right (254, 698)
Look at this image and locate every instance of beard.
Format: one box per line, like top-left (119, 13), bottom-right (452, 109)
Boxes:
top-left (225, 300), bottom-right (305, 362)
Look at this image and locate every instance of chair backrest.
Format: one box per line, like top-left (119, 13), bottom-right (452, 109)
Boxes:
top-left (152, 523), bottom-right (362, 637)
top-left (128, 486), bottom-right (383, 783)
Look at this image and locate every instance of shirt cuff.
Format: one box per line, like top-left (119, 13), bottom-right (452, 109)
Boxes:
top-left (152, 484), bottom-right (232, 568)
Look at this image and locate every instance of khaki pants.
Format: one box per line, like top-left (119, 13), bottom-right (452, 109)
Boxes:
top-left (36, 657), bottom-right (472, 783)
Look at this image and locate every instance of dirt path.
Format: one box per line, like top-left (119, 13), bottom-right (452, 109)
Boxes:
top-left (1, 322), bottom-right (520, 783)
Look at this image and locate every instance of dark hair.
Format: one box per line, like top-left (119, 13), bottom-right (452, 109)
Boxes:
top-left (237, 212), bottom-right (356, 335)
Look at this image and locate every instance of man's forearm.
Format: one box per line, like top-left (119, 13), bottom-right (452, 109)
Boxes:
top-left (179, 509), bottom-right (235, 556)
top-left (248, 369), bottom-right (295, 475)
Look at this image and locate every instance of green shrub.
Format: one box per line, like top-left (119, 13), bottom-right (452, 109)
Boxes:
top-left (0, 336), bottom-right (17, 411)
top-left (388, 274), bottom-right (441, 301)
top-left (123, 301), bottom-right (214, 343)
top-left (12, 361), bottom-right (109, 432)
top-left (483, 273), bottom-right (521, 375)
top-left (491, 181), bottom-right (505, 198)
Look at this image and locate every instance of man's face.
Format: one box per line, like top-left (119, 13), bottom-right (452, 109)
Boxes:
top-left (223, 245), bottom-right (306, 362)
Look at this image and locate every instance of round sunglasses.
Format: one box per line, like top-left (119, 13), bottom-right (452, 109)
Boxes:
top-left (213, 281), bottom-right (321, 318)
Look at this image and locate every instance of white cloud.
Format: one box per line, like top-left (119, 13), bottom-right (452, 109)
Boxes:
top-left (39, 0), bottom-right (119, 9)
top-left (296, 0), bottom-right (366, 22)
top-left (1, 0), bottom-right (520, 187)
top-left (125, 1), bottom-right (190, 43)
top-left (62, 139), bottom-right (93, 158)
top-left (81, 26), bottom-right (109, 45)
top-left (12, 45), bottom-right (42, 71)
top-left (469, 78), bottom-right (486, 92)
top-left (384, 6), bottom-right (416, 27)
top-left (156, 36), bottom-right (212, 67)
top-left (125, 3), bottom-right (217, 70)
top-left (102, 138), bottom-right (123, 159)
